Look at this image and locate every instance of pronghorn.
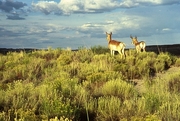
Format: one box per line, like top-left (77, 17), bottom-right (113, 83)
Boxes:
top-left (130, 35), bottom-right (146, 53)
top-left (106, 32), bottom-right (125, 58)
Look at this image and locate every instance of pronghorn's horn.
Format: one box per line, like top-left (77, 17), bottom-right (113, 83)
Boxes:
top-left (135, 36), bottom-right (137, 39)
top-left (110, 32), bottom-right (112, 35)
top-left (130, 35), bottom-right (133, 39)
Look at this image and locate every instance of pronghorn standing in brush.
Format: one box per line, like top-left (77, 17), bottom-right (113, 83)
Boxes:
top-left (106, 32), bottom-right (125, 58)
top-left (130, 35), bottom-right (146, 53)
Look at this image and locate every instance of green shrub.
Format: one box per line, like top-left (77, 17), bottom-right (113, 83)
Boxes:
top-left (153, 59), bottom-right (165, 73)
top-left (136, 51), bottom-right (151, 60)
top-left (97, 80), bottom-right (137, 101)
top-left (144, 93), bottom-right (162, 114)
top-left (130, 114), bottom-right (160, 121)
top-left (86, 71), bottom-right (122, 83)
top-left (0, 55), bottom-right (6, 71)
top-left (135, 59), bottom-right (149, 78)
top-left (114, 52), bottom-right (157, 79)
top-left (0, 111), bottom-right (6, 121)
top-left (1, 48), bottom-right (180, 121)
top-left (125, 55), bottom-right (136, 66)
top-left (31, 48), bottom-right (62, 60)
top-left (57, 51), bottom-right (73, 66)
top-left (96, 96), bottom-right (122, 121)
top-left (175, 58), bottom-right (180, 67)
top-left (157, 52), bottom-right (172, 69)
top-left (14, 108), bottom-right (37, 121)
top-left (158, 99), bottom-right (180, 121)
top-left (3, 81), bottom-right (37, 109)
top-left (168, 74), bottom-right (180, 93)
top-left (73, 48), bottom-right (94, 63)
top-left (40, 96), bottom-right (74, 119)
top-left (92, 54), bottom-right (119, 73)
top-left (125, 49), bottom-right (137, 57)
top-left (91, 46), bottom-right (110, 55)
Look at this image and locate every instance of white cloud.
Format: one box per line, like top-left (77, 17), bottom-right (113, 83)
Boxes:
top-left (106, 20), bottom-right (114, 24)
top-left (136, 0), bottom-right (162, 4)
top-left (76, 14), bottom-right (147, 39)
top-left (79, 23), bottom-right (103, 32)
top-left (162, 28), bottom-right (171, 31)
top-left (59, 0), bottom-right (121, 13)
top-left (103, 15), bottom-right (146, 33)
top-left (32, 1), bottom-right (60, 15)
top-left (136, 0), bottom-right (180, 5)
top-left (32, 0), bottom-right (180, 15)
top-left (59, 0), bottom-right (84, 14)
top-left (119, 0), bottom-right (180, 8)
top-left (1, 0), bottom-right (180, 49)
top-left (119, 0), bottom-right (139, 7)
top-left (84, 0), bottom-right (119, 11)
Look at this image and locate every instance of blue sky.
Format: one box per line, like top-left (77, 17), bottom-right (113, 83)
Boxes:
top-left (0, 0), bottom-right (180, 49)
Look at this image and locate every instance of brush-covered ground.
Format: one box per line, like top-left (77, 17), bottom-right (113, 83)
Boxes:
top-left (0, 46), bottom-right (180, 121)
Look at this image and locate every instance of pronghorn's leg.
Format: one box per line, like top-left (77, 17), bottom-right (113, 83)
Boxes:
top-left (111, 49), bottom-right (114, 56)
top-left (136, 47), bottom-right (139, 53)
top-left (118, 50), bottom-right (122, 58)
top-left (119, 49), bottom-right (123, 59)
top-left (120, 51), bottom-right (123, 58)
top-left (143, 46), bottom-right (146, 52)
top-left (122, 49), bottom-right (125, 58)
top-left (112, 50), bottom-right (115, 56)
top-left (121, 48), bottom-right (125, 58)
top-left (142, 48), bottom-right (144, 52)
top-left (110, 49), bottom-right (113, 55)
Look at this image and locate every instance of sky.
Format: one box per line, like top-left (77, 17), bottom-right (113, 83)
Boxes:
top-left (0, 0), bottom-right (180, 49)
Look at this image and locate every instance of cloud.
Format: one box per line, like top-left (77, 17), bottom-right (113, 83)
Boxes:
top-left (83, 0), bottom-right (120, 12)
top-left (32, 1), bottom-right (61, 15)
top-left (135, 0), bottom-right (180, 5)
top-left (103, 16), bottom-right (142, 33)
top-left (0, 0), bottom-right (27, 12)
top-left (58, 0), bottom-right (84, 14)
top-left (32, 0), bottom-right (180, 15)
top-left (0, 27), bottom-right (13, 36)
top-left (120, 0), bottom-right (180, 7)
top-left (76, 3), bottom-right (180, 39)
top-left (6, 14), bottom-right (25, 20)
top-left (162, 28), bottom-right (171, 31)
top-left (32, 0), bottom-right (120, 15)
top-left (78, 14), bottom-right (144, 36)
top-left (31, 0), bottom-right (128, 15)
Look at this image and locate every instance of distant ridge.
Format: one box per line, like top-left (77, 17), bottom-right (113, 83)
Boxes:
top-left (0, 48), bottom-right (40, 55)
top-left (0, 44), bottom-right (180, 56)
top-left (145, 44), bottom-right (180, 56)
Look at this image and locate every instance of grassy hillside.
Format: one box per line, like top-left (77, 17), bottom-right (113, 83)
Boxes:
top-left (0, 46), bottom-right (180, 121)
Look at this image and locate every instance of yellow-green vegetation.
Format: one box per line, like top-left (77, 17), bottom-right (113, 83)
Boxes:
top-left (0, 46), bottom-right (180, 121)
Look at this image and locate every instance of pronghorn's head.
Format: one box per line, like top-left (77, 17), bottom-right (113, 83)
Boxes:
top-left (130, 35), bottom-right (138, 45)
top-left (106, 32), bottom-right (112, 42)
